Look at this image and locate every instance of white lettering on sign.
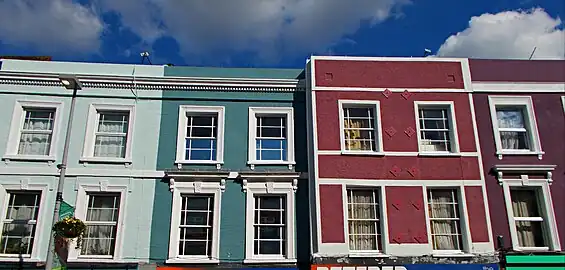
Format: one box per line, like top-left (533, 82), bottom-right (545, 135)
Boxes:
top-left (317, 267), bottom-right (408, 270)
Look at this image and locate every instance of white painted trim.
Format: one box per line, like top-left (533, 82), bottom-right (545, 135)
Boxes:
top-left (487, 96), bottom-right (544, 160)
top-left (80, 103), bottom-right (136, 165)
top-left (319, 178), bottom-right (483, 186)
top-left (175, 105), bottom-right (225, 168)
top-left (472, 82), bottom-right (565, 93)
top-left (247, 107), bottom-right (296, 167)
top-left (338, 100), bottom-right (384, 154)
top-left (0, 167), bottom-right (164, 178)
top-left (562, 96), bottom-right (565, 114)
top-left (3, 100), bottom-right (64, 163)
top-left (499, 177), bottom-right (561, 251)
top-left (0, 183), bottom-right (49, 260)
top-left (167, 181), bottom-right (222, 264)
top-left (311, 91), bottom-right (323, 254)
top-left (467, 93), bottom-right (495, 249)
top-left (313, 87), bottom-right (468, 93)
top-left (413, 101), bottom-right (461, 154)
top-left (68, 182), bottom-right (129, 261)
top-left (317, 150), bottom-right (479, 157)
top-left (244, 181), bottom-right (296, 263)
top-left (310, 55), bottom-right (467, 62)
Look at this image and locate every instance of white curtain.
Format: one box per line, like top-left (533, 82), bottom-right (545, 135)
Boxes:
top-left (511, 190), bottom-right (544, 247)
top-left (81, 196), bottom-right (118, 256)
top-left (429, 190), bottom-right (459, 250)
top-left (94, 114), bottom-right (127, 158)
top-left (18, 112), bottom-right (53, 155)
top-left (348, 190), bottom-right (378, 250)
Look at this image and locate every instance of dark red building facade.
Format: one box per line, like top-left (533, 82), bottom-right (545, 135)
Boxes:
top-left (469, 59), bottom-right (565, 254)
top-left (305, 56), bottom-right (497, 268)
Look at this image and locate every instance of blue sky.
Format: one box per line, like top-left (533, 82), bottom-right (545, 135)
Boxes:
top-left (0, 0), bottom-right (563, 68)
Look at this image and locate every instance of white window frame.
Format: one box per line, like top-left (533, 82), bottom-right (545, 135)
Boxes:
top-left (344, 187), bottom-right (387, 256)
top-left (167, 181), bottom-right (222, 264)
top-left (80, 104), bottom-right (135, 165)
top-left (175, 105), bottom-right (225, 168)
top-left (247, 107), bottom-right (295, 168)
top-left (338, 100), bottom-right (384, 155)
top-left (243, 181), bottom-right (296, 264)
top-left (423, 187), bottom-right (472, 255)
top-left (495, 166), bottom-right (561, 252)
top-left (561, 96), bottom-right (565, 114)
top-left (414, 101), bottom-right (461, 155)
top-left (3, 101), bottom-right (63, 162)
top-left (488, 96), bottom-right (543, 159)
top-left (68, 183), bottom-right (128, 261)
top-left (0, 183), bottom-right (49, 261)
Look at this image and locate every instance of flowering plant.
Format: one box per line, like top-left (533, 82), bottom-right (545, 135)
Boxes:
top-left (53, 217), bottom-right (86, 249)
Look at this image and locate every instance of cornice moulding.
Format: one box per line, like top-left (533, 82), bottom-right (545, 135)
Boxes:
top-left (0, 71), bottom-right (305, 92)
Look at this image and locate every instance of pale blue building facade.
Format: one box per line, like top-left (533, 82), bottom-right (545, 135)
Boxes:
top-left (0, 59), bottom-right (165, 268)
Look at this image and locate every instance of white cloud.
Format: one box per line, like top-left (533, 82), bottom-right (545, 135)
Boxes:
top-left (437, 8), bottom-right (565, 59)
top-left (0, 0), bottom-right (104, 54)
top-left (97, 0), bottom-right (410, 62)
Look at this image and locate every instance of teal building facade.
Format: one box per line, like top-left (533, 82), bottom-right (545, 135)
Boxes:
top-left (149, 66), bottom-right (310, 268)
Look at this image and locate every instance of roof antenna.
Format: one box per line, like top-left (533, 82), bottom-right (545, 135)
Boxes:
top-left (140, 51), bottom-right (153, 65)
top-left (528, 47), bottom-right (537, 60)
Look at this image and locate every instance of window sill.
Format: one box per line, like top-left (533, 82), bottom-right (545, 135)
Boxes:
top-left (432, 252), bottom-right (475, 257)
top-left (496, 150), bottom-right (544, 160)
top-left (247, 160), bottom-right (296, 165)
top-left (348, 252), bottom-right (389, 258)
top-left (341, 151), bottom-right (385, 156)
top-left (418, 152), bottom-right (461, 157)
top-left (175, 160), bottom-right (223, 165)
top-left (166, 258), bottom-right (219, 264)
top-left (244, 258), bottom-right (297, 264)
top-left (79, 157), bottom-right (132, 165)
top-left (514, 246), bottom-right (550, 252)
top-left (68, 258), bottom-right (137, 263)
top-left (0, 256), bottom-right (38, 262)
top-left (2, 154), bottom-right (56, 162)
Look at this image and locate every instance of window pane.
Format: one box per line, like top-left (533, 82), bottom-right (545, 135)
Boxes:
top-left (94, 136), bottom-right (126, 158)
top-left (256, 115), bottom-right (288, 161)
top-left (427, 189), bottom-right (463, 250)
top-left (510, 189), bottom-right (546, 248)
top-left (0, 191), bottom-right (41, 255)
top-left (22, 109), bottom-right (55, 131)
top-left (179, 195), bottom-right (214, 257)
top-left (81, 193), bottom-right (120, 256)
top-left (253, 195), bottom-right (286, 256)
top-left (97, 111), bottom-right (129, 133)
top-left (347, 189), bottom-right (380, 251)
top-left (496, 109), bottom-right (526, 129)
top-left (343, 106), bottom-right (377, 151)
top-left (500, 131), bottom-right (530, 150)
top-left (185, 114), bottom-right (218, 161)
top-left (418, 107), bottom-right (452, 152)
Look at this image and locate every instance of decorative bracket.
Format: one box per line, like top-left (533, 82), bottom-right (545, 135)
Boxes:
top-left (20, 179), bottom-right (29, 190)
top-left (220, 179), bottom-right (226, 192)
top-left (266, 182), bottom-right (275, 193)
top-left (168, 178), bottom-right (175, 192)
top-left (216, 163), bottom-right (222, 170)
top-left (292, 179), bottom-right (298, 193)
top-left (242, 179), bottom-right (248, 192)
top-left (99, 180), bottom-right (109, 192)
top-left (193, 181), bottom-right (203, 193)
top-left (250, 164), bottom-right (255, 170)
top-left (177, 163), bottom-right (182, 170)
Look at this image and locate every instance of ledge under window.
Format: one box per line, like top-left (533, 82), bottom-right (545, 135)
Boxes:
top-left (432, 252), bottom-right (475, 257)
top-left (348, 252), bottom-right (389, 258)
top-left (341, 151), bottom-right (385, 156)
top-left (174, 160), bottom-right (224, 169)
top-left (418, 152), bottom-right (462, 157)
top-left (496, 150), bottom-right (545, 160)
top-left (2, 154), bottom-right (56, 162)
top-left (79, 157), bottom-right (132, 165)
top-left (0, 256), bottom-right (39, 263)
top-left (243, 258), bottom-right (297, 264)
top-left (166, 258), bottom-right (220, 264)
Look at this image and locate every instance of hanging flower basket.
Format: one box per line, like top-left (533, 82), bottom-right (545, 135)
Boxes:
top-left (53, 217), bottom-right (86, 249)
